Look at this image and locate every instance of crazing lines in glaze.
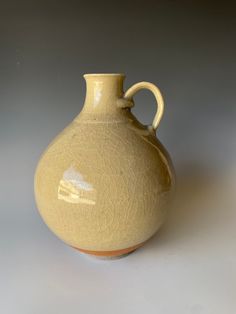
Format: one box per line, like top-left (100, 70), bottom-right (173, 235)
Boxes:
top-left (34, 74), bottom-right (175, 256)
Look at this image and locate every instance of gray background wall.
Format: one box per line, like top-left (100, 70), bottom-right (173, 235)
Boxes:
top-left (1, 1), bottom-right (236, 313)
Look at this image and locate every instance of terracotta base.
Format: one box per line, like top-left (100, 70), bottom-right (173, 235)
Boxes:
top-left (73, 242), bottom-right (145, 259)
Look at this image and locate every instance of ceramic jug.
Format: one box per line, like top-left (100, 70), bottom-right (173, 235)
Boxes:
top-left (34, 73), bottom-right (175, 258)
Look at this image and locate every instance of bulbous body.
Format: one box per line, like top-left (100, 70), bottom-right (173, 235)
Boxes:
top-left (35, 74), bottom-right (175, 258)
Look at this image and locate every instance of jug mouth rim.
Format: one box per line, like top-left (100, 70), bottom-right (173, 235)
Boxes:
top-left (84, 73), bottom-right (125, 78)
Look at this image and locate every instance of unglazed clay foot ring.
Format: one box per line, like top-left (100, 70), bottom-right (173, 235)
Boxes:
top-left (74, 241), bottom-right (145, 258)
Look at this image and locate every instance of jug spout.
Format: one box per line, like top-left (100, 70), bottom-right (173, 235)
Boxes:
top-left (82, 73), bottom-right (125, 114)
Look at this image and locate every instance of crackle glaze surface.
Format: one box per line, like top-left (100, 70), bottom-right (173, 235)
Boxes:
top-left (34, 74), bottom-right (175, 254)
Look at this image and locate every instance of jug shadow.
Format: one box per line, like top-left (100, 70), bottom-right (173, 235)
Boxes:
top-left (140, 161), bottom-right (230, 253)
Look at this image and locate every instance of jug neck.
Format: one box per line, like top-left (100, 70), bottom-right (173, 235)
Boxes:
top-left (82, 74), bottom-right (125, 114)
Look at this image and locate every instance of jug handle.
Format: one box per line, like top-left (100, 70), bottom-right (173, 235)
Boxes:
top-left (123, 82), bottom-right (164, 133)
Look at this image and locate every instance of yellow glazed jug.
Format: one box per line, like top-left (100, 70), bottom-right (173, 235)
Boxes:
top-left (34, 73), bottom-right (175, 258)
